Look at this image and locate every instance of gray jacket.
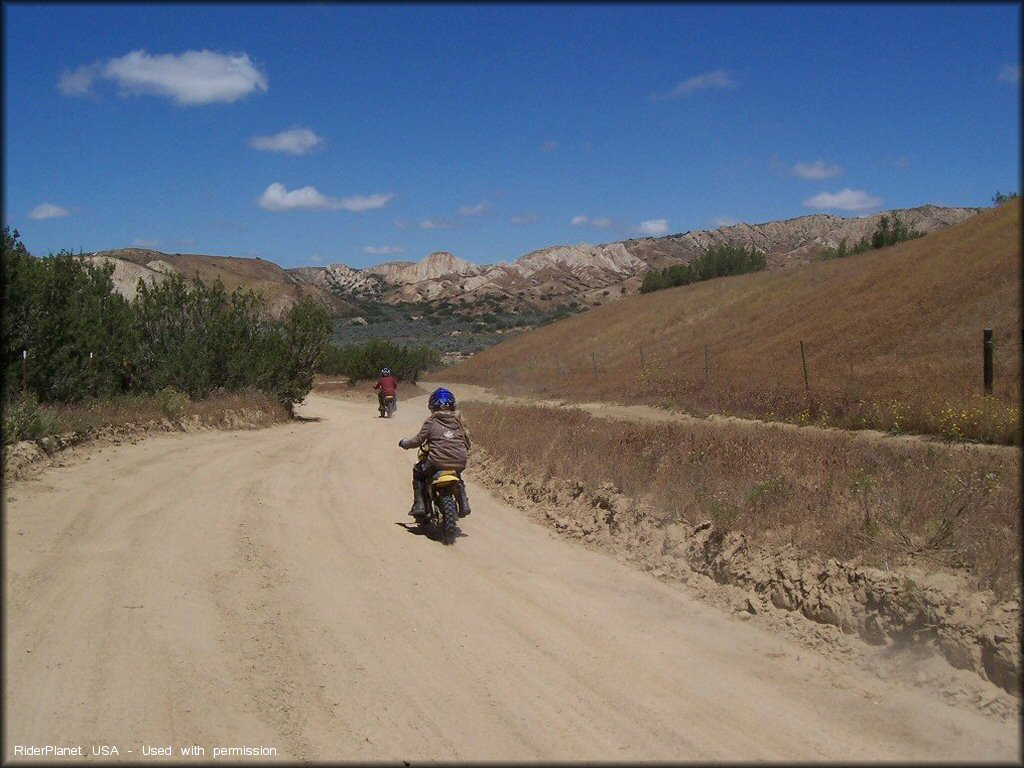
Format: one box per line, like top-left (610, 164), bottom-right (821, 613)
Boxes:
top-left (400, 410), bottom-right (471, 470)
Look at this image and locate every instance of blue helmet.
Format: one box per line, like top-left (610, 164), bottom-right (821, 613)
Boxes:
top-left (428, 387), bottom-right (456, 412)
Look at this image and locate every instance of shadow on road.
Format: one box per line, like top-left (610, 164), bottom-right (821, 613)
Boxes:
top-left (293, 415), bottom-right (325, 423)
top-left (394, 520), bottom-right (467, 543)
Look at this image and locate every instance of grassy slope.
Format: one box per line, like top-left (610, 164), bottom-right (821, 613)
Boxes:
top-left (169, 254), bottom-right (346, 312)
top-left (105, 250), bottom-right (349, 315)
top-left (447, 201), bottom-right (1022, 442)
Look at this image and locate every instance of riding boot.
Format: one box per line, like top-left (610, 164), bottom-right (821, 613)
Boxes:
top-left (456, 481), bottom-right (472, 517)
top-left (409, 480), bottom-right (427, 518)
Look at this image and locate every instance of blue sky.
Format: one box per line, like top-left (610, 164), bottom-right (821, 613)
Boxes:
top-left (3, 3), bottom-right (1020, 269)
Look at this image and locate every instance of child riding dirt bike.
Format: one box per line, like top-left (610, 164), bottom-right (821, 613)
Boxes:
top-left (398, 387), bottom-right (472, 519)
top-left (373, 368), bottom-right (399, 417)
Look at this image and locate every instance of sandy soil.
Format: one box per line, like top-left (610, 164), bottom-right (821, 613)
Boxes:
top-left (4, 387), bottom-right (1019, 762)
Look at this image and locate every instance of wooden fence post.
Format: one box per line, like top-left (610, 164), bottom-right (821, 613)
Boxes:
top-left (800, 340), bottom-right (810, 392)
top-left (984, 328), bottom-right (994, 395)
top-left (21, 349), bottom-right (27, 393)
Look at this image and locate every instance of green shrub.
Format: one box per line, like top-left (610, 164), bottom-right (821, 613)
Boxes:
top-left (319, 338), bottom-right (440, 382)
top-left (2, 228), bottom-right (137, 402)
top-left (2, 391), bottom-right (58, 443)
top-left (154, 386), bottom-right (191, 419)
top-left (641, 244), bottom-right (766, 294)
top-left (2, 228), bottom-right (330, 414)
top-left (820, 213), bottom-right (924, 260)
top-left (253, 300), bottom-right (332, 412)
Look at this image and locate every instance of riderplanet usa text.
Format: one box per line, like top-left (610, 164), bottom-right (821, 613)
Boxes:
top-left (13, 746), bottom-right (84, 756)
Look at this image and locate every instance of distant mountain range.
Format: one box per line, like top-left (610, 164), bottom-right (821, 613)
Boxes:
top-left (87, 204), bottom-right (983, 319)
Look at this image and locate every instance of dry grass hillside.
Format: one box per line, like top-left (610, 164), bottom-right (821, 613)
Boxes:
top-left (447, 201), bottom-right (1022, 444)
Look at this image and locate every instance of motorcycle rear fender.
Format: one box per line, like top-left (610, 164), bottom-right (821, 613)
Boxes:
top-left (432, 471), bottom-right (461, 487)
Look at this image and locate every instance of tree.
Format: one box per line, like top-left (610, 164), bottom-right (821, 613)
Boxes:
top-left (2, 231), bottom-right (135, 402)
top-left (641, 244), bottom-right (766, 293)
top-left (254, 299), bottom-right (331, 412)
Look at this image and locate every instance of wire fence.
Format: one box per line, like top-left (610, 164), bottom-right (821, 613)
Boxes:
top-left (477, 328), bottom-right (1024, 404)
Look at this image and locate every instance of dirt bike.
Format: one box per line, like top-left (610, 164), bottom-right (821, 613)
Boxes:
top-left (417, 444), bottom-right (462, 545)
top-left (378, 394), bottom-right (396, 418)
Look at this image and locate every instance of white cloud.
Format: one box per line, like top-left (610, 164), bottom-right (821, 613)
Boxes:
top-left (58, 64), bottom-right (101, 96)
top-left (420, 218), bottom-right (456, 229)
top-left (710, 217), bottom-right (738, 228)
top-left (998, 63), bottom-right (1020, 85)
top-left (309, 255), bottom-right (324, 264)
top-left (259, 183), bottom-right (333, 211)
top-left (637, 219), bottom-right (669, 236)
top-left (60, 49), bottom-right (268, 105)
top-left (250, 127), bottom-right (323, 155)
top-left (341, 194), bottom-right (395, 212)
top-left (364, 245), bottom-right (406, 255)
top-left (258, 183), bottom-right (394, 212)
top-left (541, 140), bottom-right (559, 153)
top-left (792, 159), bottom-right (842, 180)
top-left (29, 203), bottom-right (70, 220)
top-left (653, 69), bottom-right (736, 100)
top-left (510, 214), bottom-right (540, 225)
top-left (572, 215), bottom-right (612, 228)
top-left (458, 202), bottom-right (492, 216)
top-left (803, 188), bottom-right (883, 211)
top-left (132, 238), bottom-right (161, 248)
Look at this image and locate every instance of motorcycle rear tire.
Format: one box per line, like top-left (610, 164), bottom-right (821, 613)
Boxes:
top-left (440, 494), bottom-right (459, 545)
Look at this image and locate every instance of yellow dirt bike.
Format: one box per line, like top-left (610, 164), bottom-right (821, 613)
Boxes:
top-left (417, 443), bottom-right (463, 545)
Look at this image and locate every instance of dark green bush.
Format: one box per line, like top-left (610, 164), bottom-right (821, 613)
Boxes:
top-left (319, 338), bottom-right (440, 382)
top-left (640, 244), bottom-right (766, 294)
top-left (2, 229), bottom-right (137, 401)
top-left (820, 213), bottom-right (924, 260)
top-left (2, 391), bottom-right (58, 443)
top-left (2, 227), bottom-right (330, 414)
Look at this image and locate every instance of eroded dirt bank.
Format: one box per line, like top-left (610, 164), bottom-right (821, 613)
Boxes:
top-left (439, 381), bottom-right (1021, 706)
top-left (469, 446), bottom-right (1020, 708)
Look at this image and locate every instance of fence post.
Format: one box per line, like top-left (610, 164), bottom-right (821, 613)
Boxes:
top-left (704, 344), bottom-right (709, 384)
top-left (21, 349), bottom-right (27, 393)
top-left (800, 340), bottom-right (810, 392)
top-left (984, 328), bottom-right (993, 395)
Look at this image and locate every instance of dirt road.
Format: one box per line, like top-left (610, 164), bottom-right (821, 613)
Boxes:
top-left (441, 381), bottom-right (1017, 455)
top-left (4, 388), bottom-right (1019, 762)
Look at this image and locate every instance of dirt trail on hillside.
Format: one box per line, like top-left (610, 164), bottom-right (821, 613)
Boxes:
top-left (4, 390), bottom-right (1019, 762)
top-left (440, 381), bottom-right (1017, 454)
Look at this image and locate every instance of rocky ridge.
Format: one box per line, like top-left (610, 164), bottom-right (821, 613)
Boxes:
top-left (82, 205), bottom-right (983, 317)
top-left (291, 204), bottom-right (984, 311)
